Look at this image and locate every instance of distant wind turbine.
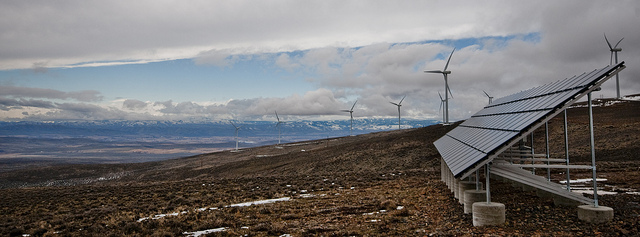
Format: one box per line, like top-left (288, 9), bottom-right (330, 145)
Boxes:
top-left (275, 111), bottom-right (284, 145)
top-left (425, 48), bottom-right (455, 125)
top-left (230, 121), bottom-right (242, 152)
top-left (605, 33), bottom-right (624, 99)
top-left (389, 96), bottom-right (405, 130)
top-left (483, 90), bottom-right (494, 105)
top-left (341, 100), bottom-right (357, 136)
top-left (438, 92), bottom-right (446, 124)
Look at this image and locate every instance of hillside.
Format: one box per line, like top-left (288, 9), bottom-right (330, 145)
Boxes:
top-left (0, 99), bottom-right (638, 236)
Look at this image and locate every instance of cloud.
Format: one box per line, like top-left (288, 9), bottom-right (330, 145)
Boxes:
top-left (122, 99), bottom-right (148, 110)
top-left (0, 0), bottom-right (579, 70)
top-left (0, 86), bottom-right (103, 102)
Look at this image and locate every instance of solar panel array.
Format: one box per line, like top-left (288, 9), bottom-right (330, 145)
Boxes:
top-left (434, 62), bottom-right (625, 178)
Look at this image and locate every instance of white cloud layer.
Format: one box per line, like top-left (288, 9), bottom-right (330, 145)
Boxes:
top-left (1, 0), bottom-right (639, 121)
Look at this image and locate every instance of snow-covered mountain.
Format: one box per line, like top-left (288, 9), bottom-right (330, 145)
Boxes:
top-left (0, 118), bottom-right (438, 139)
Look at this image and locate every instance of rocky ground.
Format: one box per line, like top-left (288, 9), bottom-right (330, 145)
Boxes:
top-left (0, 100), bottom-right (638, 236)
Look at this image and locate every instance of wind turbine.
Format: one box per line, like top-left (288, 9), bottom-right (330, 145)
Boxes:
top-left (389, 96), bottom-right (405, 130)
top-left (230, 121), bottom-right (242, 152)
top-left (605, 33), bottom-right (624, 99)
top-left (341, 100), bottom-right (357, 136)
top-left (438, 92), bottom-right (446, 124)
top-left (425, 48), bottom-right (455, 125)
top-left (275, 111), bottom-right (284, 145)
top-left (483, 90), bottom-right (494, 105)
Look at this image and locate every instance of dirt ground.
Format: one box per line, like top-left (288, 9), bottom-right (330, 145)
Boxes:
top-left (0, 100), bottom-right (638, 236)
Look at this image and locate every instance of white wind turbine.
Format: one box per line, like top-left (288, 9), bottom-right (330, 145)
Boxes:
top-left (389, 96), bottom-right (406, 130)
top-left (425, 48), bottom-right (455, 125)
top-left (483, 90), bottom-right (494, 105)
top-left (230, 121), bottom-right (242, 152)
top-left (605, 33), bottom-right (624, 99)
top-left (438, 92), bottom-right (446, 124)
top-left (341, 100), bottom-right (357, 136)
top-left (275, 111), bottom-right (284, 145)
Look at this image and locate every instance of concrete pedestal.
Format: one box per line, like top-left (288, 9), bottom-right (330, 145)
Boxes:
top-left (458, 181), bottom-right (476, 204)
top-left (464, 190), bottom-right (486, 214)
top-left (577, 205), bottom-right (614, 223)
top-left (472, 202), bottom-right (505, 226)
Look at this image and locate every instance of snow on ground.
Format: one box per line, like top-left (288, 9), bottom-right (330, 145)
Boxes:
top-left (137, 197), bottom-right (291, 222)
top-left (559, 178), bottom-right (607, 184)
top-left (183, 227), bottom-right (227, 237)
top-left (557, 178), bottom-right (640, 195)
top-left (227, 197), bottom-right (291, 207)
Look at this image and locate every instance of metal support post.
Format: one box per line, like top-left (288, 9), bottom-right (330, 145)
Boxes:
top-left (475, 169), bottom-right (480, 191)
top-left (564, 109), bottom-right (571, 191)
top-left (588, 92), bottom-right (599, 207)
top-left (531, 133), bottom-right (535, 174)
top-left (486, 163), bottom-right (491, 203)
top-left (545, 122), bottom-right (550, 181)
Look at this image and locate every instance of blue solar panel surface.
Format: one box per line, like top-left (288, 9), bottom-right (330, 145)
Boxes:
top-left (434, 62), bottom-right (625, 178)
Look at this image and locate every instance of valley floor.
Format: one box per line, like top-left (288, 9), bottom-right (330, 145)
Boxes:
top-left (1, 166), bottom-right (639, 236)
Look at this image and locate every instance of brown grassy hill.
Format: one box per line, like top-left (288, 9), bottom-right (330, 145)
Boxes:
top-left (0, 99), bottom-right (638, 236)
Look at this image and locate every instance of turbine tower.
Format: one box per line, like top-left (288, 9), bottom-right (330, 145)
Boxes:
top-left (341, 100), bottom-right (357, 136)
top-left (438, 91), bottom-right (446, 124)
top-left (483, 90), bottom-right (494, 105)
top-left (605, 33), bottom-right (624, 99)
top-left (425, 48), bottom-right (455, 125)
top-left (230, 121), bottom-right (242, 152)
top-left (389, 96), bottom-right (405, 130)
top-left (275, 111), bottom-right (284, 145)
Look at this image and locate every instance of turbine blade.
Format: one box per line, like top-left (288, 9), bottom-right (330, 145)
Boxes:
top-left (439, 100), bottom-right (443, 112)
top-left (399, 95), bottom-right (406, 104)
top-left (275, 111), bottom-right (280, 121)
top-left (341, 109), bottom-right (351, 112)
top-left (483, 90), bottom-right (490, 98)
top-left (424, 70), bottom-right (443, 73)
top-left (390, 102), bottom-right (399, 106)
top-left (604, 33), bottom-right (613, 50)
top-left (438, 91), bottom-right (443, 100)
top-left (614, 38), bottom-right (624, 48)
top-left (447, 85), bottom-right (454, 99)
top-left (443, 48), bottom-right (456, 71)
top-left (351, 100), bottom-right (358, 110)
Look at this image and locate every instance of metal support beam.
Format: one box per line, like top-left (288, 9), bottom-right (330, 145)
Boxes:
top-left (588, 92), bottom-right (599, 207)
top-left (486, 163), bottom-right (491, 203)
top-left (546, 122), bottom-right (551, 181)
top-left (564, 109), bottom-right (571, 191)
top-left (493, 164), bottom-right (592, 169)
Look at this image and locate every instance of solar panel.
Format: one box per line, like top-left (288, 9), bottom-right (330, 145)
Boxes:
top-left (434, 62), bottom-right (626, 179)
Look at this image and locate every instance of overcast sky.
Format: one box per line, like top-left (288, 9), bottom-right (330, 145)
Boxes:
top-left (1, 0), bottom-right (638, 122)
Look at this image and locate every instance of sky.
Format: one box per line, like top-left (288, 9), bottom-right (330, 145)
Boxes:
top-left (1, 0), bottom-right (639, 122)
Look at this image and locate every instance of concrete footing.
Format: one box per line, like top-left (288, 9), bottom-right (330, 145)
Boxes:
top-left (472, 202), bottom-right (505, 226)
top-left (464, 190), bottom-right (486, 214)
top-left (577, 205), bottom-right (614, 223)
top-left (458, 181), bottom-right (476, 204)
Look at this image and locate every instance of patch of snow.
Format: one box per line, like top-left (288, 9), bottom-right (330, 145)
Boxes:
top-left (571, 189), bottom-right (619, 195)
top-left (559, 178), bottom-right (607, 184)
top-left (183, 227), bottom-right (227, 237)
top-left (138, 198), bottom-right (289, 222)
top-left (397, 206), bottom-right (405, 210)
top-left (227, 197), bottom-right (291, 207)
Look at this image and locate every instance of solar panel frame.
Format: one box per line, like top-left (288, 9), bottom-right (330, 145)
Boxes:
top-left (434, 62), bottom-right (626, 179)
